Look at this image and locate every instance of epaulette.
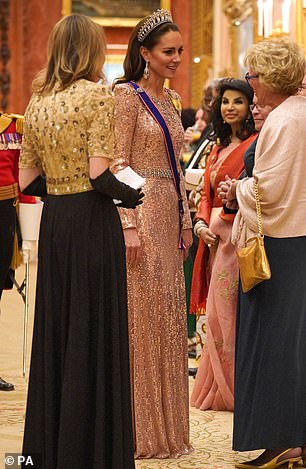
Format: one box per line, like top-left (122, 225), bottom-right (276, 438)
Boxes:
top-left (1, 113), bottom-right (24, 134)
top-left (0, 113), bottom-right (12, 134)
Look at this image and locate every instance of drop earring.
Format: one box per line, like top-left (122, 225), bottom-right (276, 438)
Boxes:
top-left (143, 61), bottom-right (150, 79)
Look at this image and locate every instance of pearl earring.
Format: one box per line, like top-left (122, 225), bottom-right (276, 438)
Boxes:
top-left (143, 61), bottom-right (150, 79)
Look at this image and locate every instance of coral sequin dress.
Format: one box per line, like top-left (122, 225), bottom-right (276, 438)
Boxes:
top-left (112, 83), bottom-right (192, 458)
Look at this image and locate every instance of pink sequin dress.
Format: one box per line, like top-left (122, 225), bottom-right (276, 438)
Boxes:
top-left (112, 83), bottom-right (192, 459)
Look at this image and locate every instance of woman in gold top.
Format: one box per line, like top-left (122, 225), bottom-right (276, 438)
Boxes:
top-left (19, 15), bottom-right (142, 469)
top-left (112, 9), bottom-right (193, 459)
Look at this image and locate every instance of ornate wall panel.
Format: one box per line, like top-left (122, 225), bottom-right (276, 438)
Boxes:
top-left (5, 0), bottom-right (194, 110)
top-left (63, 0), bottom-right (170, 25)
top-left (7, 0), bottom-right (62, 113)
top-left (191, 0), bottom-right (213, 109)
top-left (296, 0), bottom-right (306, 52)
top-left (170, 0), bottom-right (192, 106)
top-left (222, 0), bottom-right (253, 76)
top-left (0, 0), bottom-right (10, 111)
top-left (252, 0), bottom-right (305, 51)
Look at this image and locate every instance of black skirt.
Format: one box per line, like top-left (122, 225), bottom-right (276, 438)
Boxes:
top-left (233, 235), bottom-right (306, 451)
top-left (23, 191), bottom-right (135, 469)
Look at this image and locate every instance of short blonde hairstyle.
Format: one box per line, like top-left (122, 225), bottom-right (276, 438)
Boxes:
top-left (245, 37), bottom-right (305, 95)
top-left (33, 14), bottom-right (106, 94)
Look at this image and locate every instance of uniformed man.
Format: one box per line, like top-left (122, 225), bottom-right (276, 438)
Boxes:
top-left (0, 112), bottom-right (35, 391)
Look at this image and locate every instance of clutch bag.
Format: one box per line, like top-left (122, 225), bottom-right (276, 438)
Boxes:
top-left (185, 168), bottom-right (204, 191)
top-left (236, 180), bottom-right (271, 293)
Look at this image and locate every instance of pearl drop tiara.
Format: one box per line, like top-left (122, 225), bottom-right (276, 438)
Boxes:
top-left (137, 9), bottom-right (173, 43)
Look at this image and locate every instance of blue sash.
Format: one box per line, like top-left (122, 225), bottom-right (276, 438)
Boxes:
top-left (128, 81), bottom-right (185, 249)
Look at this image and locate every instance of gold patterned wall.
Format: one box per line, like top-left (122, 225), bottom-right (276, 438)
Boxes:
top-left (252, 0), bottom-right (306, 51)
top-left (222, 0), bottom-right (253, 76)
top-left (62, 0), bottom-right (170, 23)
top-left (294, 0), bottom-right (306, 52)
top-left (296, 0), bottom-right (306, 54)
top-left (191, 0), bottom-right (213, 109)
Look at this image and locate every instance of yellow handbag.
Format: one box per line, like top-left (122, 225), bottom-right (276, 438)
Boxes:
top-left (236, 180), bottom-right (271, 293)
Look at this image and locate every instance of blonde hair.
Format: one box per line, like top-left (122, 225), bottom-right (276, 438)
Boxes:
top-left (245, 37), bottom-right (305, 95)
top-left (33, 14), bottom-right (106, 94)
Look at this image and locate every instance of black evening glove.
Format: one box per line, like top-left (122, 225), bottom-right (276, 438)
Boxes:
top-left (90, 169), bottom-right (144, 209)
top-left (116, 188), bottom-right (144, 208)
top-left (22, 175), bottom-right (47, 197)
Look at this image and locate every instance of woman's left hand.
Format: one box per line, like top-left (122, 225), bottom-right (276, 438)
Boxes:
top-left (217, 175), bottom-right (238, 206)
top-left (182, 228), bottom-right (193, 261)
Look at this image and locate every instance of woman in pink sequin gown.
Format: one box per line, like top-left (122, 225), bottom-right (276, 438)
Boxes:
top-left (111, 10), bottom-right (193, 459)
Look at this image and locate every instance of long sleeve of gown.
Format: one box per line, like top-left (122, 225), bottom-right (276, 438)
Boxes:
top-left (111, 85), bottom-right (138, 230)
top-left (179, 164), bottom-right (192, 229)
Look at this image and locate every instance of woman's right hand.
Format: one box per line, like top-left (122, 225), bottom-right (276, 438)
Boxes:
top-left (199, 226), bottom-right (218, 247)
top-left (188, 190), bottom-right (196, 209)
top-left (184, 127), bottom-right (194, 145)
top-left (124, 228), bottom-right (142, 266)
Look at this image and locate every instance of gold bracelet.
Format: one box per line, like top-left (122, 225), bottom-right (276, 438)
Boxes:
top-left (194, 220), bottom-right (208, 238)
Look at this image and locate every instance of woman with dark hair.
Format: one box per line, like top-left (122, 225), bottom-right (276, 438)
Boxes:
top-left (190, 78), bottom-right (257, 411)
top-left (112, 9), bottom-right (193, 459)
top-left (181, 107), bottom-right (196, 131)
top-left (19, 14), bottom-right (142, 469)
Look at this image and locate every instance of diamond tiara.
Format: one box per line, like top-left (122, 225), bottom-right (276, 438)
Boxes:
top-left (137, 9), bottom-right (173, 43)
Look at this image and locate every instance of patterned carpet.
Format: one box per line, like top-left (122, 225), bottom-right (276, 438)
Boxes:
top-left (0, 262), bottom-right (261, 469)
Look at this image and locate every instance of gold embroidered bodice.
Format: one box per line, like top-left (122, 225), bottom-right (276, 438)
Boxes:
top-left (19, 79), bottom-right (114, 195)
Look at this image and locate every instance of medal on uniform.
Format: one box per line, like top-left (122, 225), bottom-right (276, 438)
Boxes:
top-left (0, 134), bottom-right (4, 150)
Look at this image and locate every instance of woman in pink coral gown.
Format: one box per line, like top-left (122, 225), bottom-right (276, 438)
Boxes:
top-left (111, 10), bottom-right (193, 459)
top-left (190, 79), bottom-right (257, 411)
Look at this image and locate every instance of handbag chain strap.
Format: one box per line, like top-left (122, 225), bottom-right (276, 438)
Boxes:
top-left (254, 180), bottom-right (263, 237)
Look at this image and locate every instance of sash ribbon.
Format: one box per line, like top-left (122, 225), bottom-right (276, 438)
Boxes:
top-left (128, 81), bottom-right (185, 249)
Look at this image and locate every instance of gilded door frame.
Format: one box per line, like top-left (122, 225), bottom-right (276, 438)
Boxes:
top-left (62, 0), bottom-right (171, 25)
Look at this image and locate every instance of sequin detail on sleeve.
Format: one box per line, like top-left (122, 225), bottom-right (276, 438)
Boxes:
top-left (87, 86), bottom-right (115, 160)
top-left (19, 96), bottom-right (42, 170)
top-left (20, 80), bottom-right (115, 195)
top-left (112, 84), bottom-right (139, 229)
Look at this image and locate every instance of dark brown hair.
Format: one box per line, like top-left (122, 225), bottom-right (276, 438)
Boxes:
top-left (210, 78), bottom-right (255, 147)
top-left (114, 18), bottom-right (179, 85)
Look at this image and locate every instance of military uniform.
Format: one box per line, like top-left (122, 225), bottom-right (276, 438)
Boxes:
top-left (0, 112), bottom-right (35, 391)
top-left (0, 112), bottom-right (24, 296)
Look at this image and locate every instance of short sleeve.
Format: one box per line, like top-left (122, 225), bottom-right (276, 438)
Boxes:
top-left (19, 96), bottom-right (42, 169)
top-left (86, 85), bottom-right (115, 160)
